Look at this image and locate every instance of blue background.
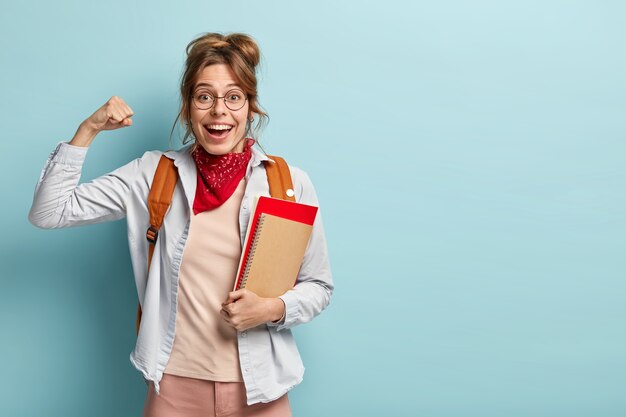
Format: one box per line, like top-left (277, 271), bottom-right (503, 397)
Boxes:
top-left (1, 1), bottom-right (625, 416)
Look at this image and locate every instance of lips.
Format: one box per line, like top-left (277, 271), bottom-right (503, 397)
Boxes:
top-left (204, 124), bottom-right (233, 140)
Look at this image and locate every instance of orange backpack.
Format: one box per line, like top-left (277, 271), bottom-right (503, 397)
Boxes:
top-left (136, 154), bottom-right (295, 334)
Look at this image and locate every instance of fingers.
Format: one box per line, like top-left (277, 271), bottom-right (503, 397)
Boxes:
top-left (220, 309), bottom-right (238, 330)
top-left (222, 289), bottom-right (246, 306)
top-left (220, 307), bottom-right (232, 320)
top-left (221, 301), bottom-right (236, 316)
top-left (120, 99), bottom-right (134, 118)
top-left (220, 307), bottom-right (245, 331)
top-left (90, 96), bottom-right (135, 131)
top-left (220, 309), bottom-right (250, 332)
top-left (106, 96), bottom-right (134, 122)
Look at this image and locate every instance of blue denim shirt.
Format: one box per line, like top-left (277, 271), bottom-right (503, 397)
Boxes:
top-left (28, 142), bottom-right (334, 405)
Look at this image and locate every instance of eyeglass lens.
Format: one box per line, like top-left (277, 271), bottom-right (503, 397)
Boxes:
top-left (193, 89), bottom-right (247, 111)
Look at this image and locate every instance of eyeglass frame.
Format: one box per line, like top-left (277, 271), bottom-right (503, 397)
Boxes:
top-left (191, 88), bottom-right (249, 111)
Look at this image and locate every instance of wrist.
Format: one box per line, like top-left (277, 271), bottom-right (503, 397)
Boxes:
top-left (69, 121), bottom-right (99, 147)
top-left (268, 298), bottom-right (286, 323)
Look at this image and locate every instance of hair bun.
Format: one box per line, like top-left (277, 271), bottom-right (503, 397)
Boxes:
top-left (186, 33), bottom-right (261, 69)
top-left (226, 34), bottom-right (260, 68)
top-left (212, 40), bottom-right (230, 49)
top-left (186, 34), bottom-right (229, 55)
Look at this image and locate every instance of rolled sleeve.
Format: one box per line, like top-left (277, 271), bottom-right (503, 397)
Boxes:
top-left (52, 141), bottom-right (89, 166)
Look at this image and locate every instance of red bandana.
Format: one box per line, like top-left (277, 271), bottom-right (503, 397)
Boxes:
top-left (191, 139), bottom-right (254, 215)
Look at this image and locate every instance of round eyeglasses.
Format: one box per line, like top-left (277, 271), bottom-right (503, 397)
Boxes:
top-left (192, 89), bottom-right (248, 111)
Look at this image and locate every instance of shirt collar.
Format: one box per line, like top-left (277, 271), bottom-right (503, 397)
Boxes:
top-left (251, 145), bottom-right (273, 167)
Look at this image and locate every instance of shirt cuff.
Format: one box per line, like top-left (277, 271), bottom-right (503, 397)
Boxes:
top-left (51, 141), bottom-right (89, 166)
top-left (268, 298), bottom-right (286, 326)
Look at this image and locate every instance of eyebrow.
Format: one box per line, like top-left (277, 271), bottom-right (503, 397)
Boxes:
top-left (194, 82), bottom-right (240, 89)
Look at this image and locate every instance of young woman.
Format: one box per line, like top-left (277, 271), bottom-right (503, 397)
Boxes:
top-left (29, 32), bottom-right (333, 417)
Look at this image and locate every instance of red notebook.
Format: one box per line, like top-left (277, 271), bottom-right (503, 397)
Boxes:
top-left (234, 196), bottom-right (318, 297)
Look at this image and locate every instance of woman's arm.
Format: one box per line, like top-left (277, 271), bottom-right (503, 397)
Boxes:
top-left (267, 169), bottom-right (334, 331)
top-left (28, 97), bottom-right (138, 229)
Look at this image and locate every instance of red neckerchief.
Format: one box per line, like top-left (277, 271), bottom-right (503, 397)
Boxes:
top-left (191, 139), bottom-right (254, 215)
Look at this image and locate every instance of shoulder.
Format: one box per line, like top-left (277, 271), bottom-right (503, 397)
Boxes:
top-left (287, 164), bottom-right (313, 187)
top-left (140, 143), bottom-right (192, 163)
top-left (133, 144), bottom-right (192, 176)
top-left (118, 150), bottom-right (164, 182)
top-left (261, 153), bottom-right (314, 187)
top-left (285, 162), bottom-right (319, 206)
top-left (163, 144), bottom-right (192, 162)
top-left (115, 147), bottom-right (185, 192)
top-left (139, 149), bottom-right (165, 166)
top-left (262, 155), bottom-right (315, 191)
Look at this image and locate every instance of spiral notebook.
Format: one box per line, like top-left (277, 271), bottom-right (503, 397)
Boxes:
top-left (234, 196), bottom-right (318, 298)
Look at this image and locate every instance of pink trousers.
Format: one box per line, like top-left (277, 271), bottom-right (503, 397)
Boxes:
top-left (142, 373), bottom-right (292, 417)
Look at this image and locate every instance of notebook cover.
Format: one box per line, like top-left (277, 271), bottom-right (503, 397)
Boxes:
top-left (238, 213), bottom-right (314, 297)
top-left (235, 196), bottom-right (318, 293)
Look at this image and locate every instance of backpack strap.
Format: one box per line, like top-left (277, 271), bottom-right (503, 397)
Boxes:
top-left (136, 155), bottom-right (179, 335)
top-left (264, 155), bottom-right (296, 202)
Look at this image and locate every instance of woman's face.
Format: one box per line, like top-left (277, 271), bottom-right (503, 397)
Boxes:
top-left (190, 63), bottom-right (251, 155)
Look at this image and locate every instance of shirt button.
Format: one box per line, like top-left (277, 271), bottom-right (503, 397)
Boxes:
top-left (242, 332), bottom-right (247, 337)
top-left (245, 368), bottom-right (250, 372)
top-left (286, 189), bottom-right (295, 197)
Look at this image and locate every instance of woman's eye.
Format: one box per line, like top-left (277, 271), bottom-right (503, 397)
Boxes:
top-left (229, 94), bottom-right (241, 101)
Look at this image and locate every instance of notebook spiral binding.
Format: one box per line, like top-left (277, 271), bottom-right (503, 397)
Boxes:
top-left (240, 214), bottom-right (267, 289)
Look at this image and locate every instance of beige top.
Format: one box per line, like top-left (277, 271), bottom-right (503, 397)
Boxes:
top-left (164, 179), bottom-right (245, 381)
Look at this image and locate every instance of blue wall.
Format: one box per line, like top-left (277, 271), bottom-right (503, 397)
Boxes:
top-left (1, 1), bottom-right (625, 416)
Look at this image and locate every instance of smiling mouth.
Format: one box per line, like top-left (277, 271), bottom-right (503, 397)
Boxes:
top-left (204, 125), bottom-right (233, 139)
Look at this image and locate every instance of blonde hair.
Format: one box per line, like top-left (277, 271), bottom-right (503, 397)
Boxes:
top-left (169, 32), bottom-right (269, 148)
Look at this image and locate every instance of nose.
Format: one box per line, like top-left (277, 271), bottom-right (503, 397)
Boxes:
top-left (211, 97), bottom-right (227, 115)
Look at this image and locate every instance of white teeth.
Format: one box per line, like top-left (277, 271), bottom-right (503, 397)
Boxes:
top-left (206, 124), bottom-right (232, 130)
